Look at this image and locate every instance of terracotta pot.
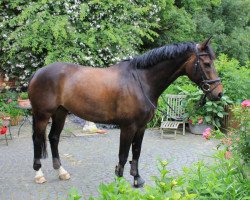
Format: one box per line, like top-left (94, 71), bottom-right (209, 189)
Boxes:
top-left (189, 123), bottom-right (214, 135)
top-left (18, 98), bottom-right (31, 108)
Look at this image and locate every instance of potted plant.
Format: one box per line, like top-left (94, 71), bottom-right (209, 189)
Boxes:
top-left (182, 90), bottom-right (232, 134)
top-left (1, 100), bottom-right (23, 126)
top-left (18, 92), bottom-right (31, 108)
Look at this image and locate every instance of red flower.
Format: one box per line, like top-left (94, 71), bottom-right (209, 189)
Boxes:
top-left (7, 98), bottom-right (13, 103)
top-left (0, 126), bottom-right (8, 135)
top-left (188, 119), bottom-right (193, 124)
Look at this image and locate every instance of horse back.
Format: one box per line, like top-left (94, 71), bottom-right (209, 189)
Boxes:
top-left (28, 62), bottom-right (150, 125)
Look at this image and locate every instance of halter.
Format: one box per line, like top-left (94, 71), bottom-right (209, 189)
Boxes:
top-left (194, 46), bottom-right (221, 94)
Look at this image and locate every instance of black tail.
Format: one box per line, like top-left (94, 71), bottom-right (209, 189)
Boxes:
top-left (32, 115), bottom-right (48, 159)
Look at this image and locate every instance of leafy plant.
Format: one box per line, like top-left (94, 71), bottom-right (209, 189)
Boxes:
top-left (67, 188), bottom-right (82, 200)
top-left (181, 151), bottom-right (249, 199)
top-left (67, 154), bottom-right (250, 199)
top-left (1, 100), bottom-right (22, 118)
top-left (213, 101), bottom-right (250, 163)
top-left (182, 89), bottom-right (232, 128)
top-left (19, 92), bottom-right (29, 100)
top-left (215, 54), bottom-right (250, 102)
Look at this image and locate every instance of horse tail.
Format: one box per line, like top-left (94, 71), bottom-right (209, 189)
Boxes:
top-left (32, 115), bottom-right (48, 159)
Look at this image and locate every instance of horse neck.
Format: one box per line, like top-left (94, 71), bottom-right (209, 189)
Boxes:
top-left (140, 56), bottom-right (189, 100)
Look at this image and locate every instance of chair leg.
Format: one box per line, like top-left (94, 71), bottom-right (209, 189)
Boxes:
top-left (161, 129), bottom-right (163, 138)
top-left (183, 122), bottom-right (185, 135)
top-left (8, 125), bottom-right (12, 140)
top-left (5, 134), bottom-right (8, 146)
top-left (174, 130), bottom-right (177, 139)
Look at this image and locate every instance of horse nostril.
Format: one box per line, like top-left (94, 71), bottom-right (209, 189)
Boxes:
top-left (218, 92), bottom-right (223, 98)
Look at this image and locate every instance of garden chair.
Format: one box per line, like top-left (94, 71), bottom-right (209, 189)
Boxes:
top-left (160, 94), bottom-right (186, 139)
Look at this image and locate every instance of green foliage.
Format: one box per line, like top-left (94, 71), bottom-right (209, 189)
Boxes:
top-left (181, 151), bottom-right (249, 199)
top-left (90, 178), bottom-right (143, 200)
top-left (19, 92), bottom-right (28, 99)
top-left (150, 0), bottom-right (196, 46)
top-left (149, 0), bottom-right (250, 64)
top-left (67, 155), bottom-right (249, 199)
top-left (0, 0), bottom-right (162, 87)
top-left (0, 91), bottom-right (23, 117)
top-left (1, 0), bottom-right (250, 88)
top-left (215, 54), bottom-right (250, 102)
top-left (67, 188), bottom-right (82, 200)
top-left (230, 105), bottom-right (250, 163)
top-left (181, 89), bottom-right (232, 128)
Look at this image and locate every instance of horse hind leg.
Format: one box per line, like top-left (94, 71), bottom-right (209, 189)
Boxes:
top-left (49, 106), bottom-right (70, 181)
top-left (32, 113), bottom-right (50, 184)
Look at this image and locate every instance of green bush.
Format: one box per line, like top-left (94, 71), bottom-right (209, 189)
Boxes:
top-left (0, 0), bottom-right (163, 88)
top-left (215, 54), bottom-right (250, 102)
top-left (66, 154), bottom-right (250, 200)
top-left (181, 89), bottom-right (232, 128)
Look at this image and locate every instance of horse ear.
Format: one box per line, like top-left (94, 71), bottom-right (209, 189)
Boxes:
top-left (200, 36), bottom-right (212, 50)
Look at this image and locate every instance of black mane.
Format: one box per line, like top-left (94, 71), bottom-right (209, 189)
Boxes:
top-left (130, 42), bottom-right (196, 69)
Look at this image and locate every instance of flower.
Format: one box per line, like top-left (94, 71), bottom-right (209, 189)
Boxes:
top-left (198, 118), bottom-right (203, 124)
top-left (0, 126), bottom-right (7, 135)
top-left (188, 119), bottom-right (193, 124)
top-left (7, 99), bottom-right (12, 103)
top-left (202, 128), bottom-right (211, 140)
top-left (241, 100), bottom-right (250, 107)
top-left (225, 151), bottom-right (232, 159)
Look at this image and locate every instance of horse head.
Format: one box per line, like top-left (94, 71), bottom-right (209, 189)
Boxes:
top-left (185, 37), bottom-right (223, 101)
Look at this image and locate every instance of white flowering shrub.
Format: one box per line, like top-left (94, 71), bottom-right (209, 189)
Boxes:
top-left (0, 0), bottom-right (163, 87)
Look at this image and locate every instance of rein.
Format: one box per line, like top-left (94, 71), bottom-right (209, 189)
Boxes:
top-left (194, 46), bottom-right (221, 105)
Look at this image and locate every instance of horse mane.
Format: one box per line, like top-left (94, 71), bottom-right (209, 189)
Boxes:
top-left (130, 42), bottom-right (196, 69)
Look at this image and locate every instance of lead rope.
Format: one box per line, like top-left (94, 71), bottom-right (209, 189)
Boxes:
top-left (135, 67), bottom-right (182, 121)
top-left (135, 67), bottom-right (157, 110)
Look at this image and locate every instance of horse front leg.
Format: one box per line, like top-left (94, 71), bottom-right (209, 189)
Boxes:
top-left (115, 125), bottom-right (136, 178)
top-left (130, 127), bottom-right (146, 188)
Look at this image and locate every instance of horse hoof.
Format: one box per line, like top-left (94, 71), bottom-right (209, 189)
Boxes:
top-left (59, 172), bottom-right (70, 180)
top-left (115, 165), bottom-right (124, 177)
top-left (35, 176), bottom-right (47, 184)
top-left (134, 176), bottom-right (145, 188)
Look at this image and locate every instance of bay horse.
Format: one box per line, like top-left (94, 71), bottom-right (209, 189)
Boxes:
top-left (28, 38), bottom-right (223, 186)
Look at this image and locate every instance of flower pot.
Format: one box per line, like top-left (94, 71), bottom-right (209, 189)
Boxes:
top-left (18, 98), bottom-right (31, 108)
top-left (189, 123), bottom-right (214, 135)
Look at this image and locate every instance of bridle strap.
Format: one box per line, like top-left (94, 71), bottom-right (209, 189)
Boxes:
top-left (194, 46), bottom-right (221, 93)
top-left (203, 78), bottom-right (220, 84)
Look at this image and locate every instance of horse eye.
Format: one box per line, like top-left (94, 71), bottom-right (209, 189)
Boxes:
top-left (204, 63), bottom-right (211, 68)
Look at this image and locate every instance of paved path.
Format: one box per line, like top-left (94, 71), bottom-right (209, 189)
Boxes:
top-left (0, 117), bottom-right (218, 200)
